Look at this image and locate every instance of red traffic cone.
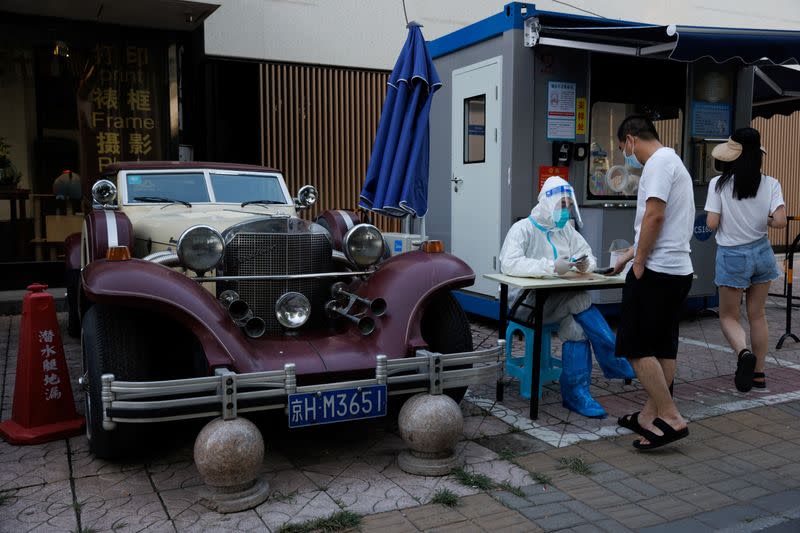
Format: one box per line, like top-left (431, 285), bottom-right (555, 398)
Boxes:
top-left (0, 283), bottom-right (85, 444)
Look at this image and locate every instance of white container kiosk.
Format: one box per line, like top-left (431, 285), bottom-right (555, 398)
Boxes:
top-left (426, 2), bottom-right (800, 318)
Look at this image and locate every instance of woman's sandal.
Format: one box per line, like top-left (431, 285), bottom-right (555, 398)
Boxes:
top-left (735, 349), bottom-right (756, 392)
top-left (752, 372), bottom-right (766, 389)
top-left (632, 418), bottom-right (689, 450)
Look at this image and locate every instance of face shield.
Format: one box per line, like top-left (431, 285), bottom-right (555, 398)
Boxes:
top-left (542, 184), bottom-right (583, 229)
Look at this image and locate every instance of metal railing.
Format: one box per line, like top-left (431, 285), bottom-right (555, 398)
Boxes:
top-left (777, 219), bottom-right (800, 349)
top-left (101, 343), bottom-right (505, 429)
top-left (769, 215), bottom-right (800, 304)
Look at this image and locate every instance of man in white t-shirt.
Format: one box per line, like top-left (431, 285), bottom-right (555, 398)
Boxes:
top-left (611, 115), bottom-right (694, 450)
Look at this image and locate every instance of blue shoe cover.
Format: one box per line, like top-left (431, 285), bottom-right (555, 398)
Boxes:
top-left (560, 341), bottom-right (607, 418)
top-left (574, 306), bottom-right (635, 380)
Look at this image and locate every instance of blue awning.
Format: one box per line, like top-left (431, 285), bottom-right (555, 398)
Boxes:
top-left (430, 3), bottom-right (800, 116)
top-left (753, 65), bottom-right (800, 118)
top-left (533, 18), bottom-right (800, 117)
top-left (667, 26), bottom-right (800, 65)
top-left (536, 23), bottom-right (800, 65)
top-left (430, 4), bottom-right (800, 67)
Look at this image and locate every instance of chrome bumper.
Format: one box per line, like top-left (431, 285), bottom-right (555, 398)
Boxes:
top-left (100, 342), bottom-right (505, 430)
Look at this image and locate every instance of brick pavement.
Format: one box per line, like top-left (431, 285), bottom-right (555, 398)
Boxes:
top-left (359, 402), bottom-right (800, 533)
top-left (1, 275), bottom-right (800, 531)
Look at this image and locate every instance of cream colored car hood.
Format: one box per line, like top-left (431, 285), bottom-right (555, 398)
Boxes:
top-left (126, 204), bottom-right (297, 256)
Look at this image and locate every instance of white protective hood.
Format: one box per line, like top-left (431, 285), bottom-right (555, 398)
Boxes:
top-left (530, 176), bottom-right (583, 229)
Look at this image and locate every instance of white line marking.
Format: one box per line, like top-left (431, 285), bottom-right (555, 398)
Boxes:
top-left (680, 336), bottom-right (800, 370)
top-left (679, 336), bottom-right (733, 353)
top-left (773, 357), bottom-right (800, 371)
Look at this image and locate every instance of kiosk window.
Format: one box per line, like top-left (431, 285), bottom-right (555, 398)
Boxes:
top-left (464, 95), bottom-right (486, 163)
top-left (588, 102), bottom-right (683, 200)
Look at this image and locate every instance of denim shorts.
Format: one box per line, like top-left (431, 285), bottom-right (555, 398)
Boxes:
top-left (715, 236), bottom-right (779, 289)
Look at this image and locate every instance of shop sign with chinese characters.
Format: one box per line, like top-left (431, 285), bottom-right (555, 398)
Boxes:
top-left (538, 165), bottom-right (569, 190)
top-left (546, 81), bottom-right (576, 141)
top-left (576, 97), bottom-right (587, 135)
top-left (78, 43), bottom-right (165, 181)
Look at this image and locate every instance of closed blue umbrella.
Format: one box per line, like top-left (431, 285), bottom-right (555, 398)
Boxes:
top-left (359, 22), bottom-right (441, 218)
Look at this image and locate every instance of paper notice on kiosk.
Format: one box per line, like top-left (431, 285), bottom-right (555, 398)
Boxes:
top-left (547, 81), bottom-right (576, 141)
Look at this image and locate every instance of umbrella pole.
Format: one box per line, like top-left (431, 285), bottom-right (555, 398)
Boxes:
top-left (403, 214), bottom-right (413, 235)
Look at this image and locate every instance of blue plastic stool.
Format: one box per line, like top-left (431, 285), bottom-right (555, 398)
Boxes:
top-left (505, 321), bottom-right (562, 399)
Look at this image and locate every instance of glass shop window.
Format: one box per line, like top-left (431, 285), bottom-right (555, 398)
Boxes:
top-left (464, 95), bottom-right (486, 164)
top-left (588, 102), bottom-right (683, 200)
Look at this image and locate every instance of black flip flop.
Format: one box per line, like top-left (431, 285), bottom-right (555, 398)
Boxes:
top-left (632, 418), bottom-right (689, 450)
top-left (752, 372), bottom-right (766, 389)
top-left (735, 349), bottom-right (756, 392)
top-left (618, 411), bottom-right (644, 434)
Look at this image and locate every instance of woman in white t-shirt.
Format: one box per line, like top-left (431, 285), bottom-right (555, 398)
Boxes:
top-left (705, 127), bottom-right (787, 393)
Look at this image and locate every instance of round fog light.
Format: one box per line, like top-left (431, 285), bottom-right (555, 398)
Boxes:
top-left (275, 292), bottom-right (311, 329)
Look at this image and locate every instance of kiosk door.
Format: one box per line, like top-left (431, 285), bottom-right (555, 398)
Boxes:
top-left (451, 57), bottom-right (502, 296)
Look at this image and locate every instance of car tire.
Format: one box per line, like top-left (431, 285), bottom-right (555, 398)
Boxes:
top-left (82, 304), bottom-right (152, 459)
top-left (420, 291), bottom-right (473, 404)
top-left (66, 269), bottom-right (80, 338)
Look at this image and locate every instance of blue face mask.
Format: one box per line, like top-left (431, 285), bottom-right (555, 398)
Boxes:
top-left (623, 138), bottom-right (643, 170)
top-left (554, 208), bottom-right (570, 229)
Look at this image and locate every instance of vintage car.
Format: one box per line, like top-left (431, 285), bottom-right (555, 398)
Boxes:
top-left (65, 161), bottom-right (501, 458)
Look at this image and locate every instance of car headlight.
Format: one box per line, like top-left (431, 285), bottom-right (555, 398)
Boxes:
top-left (275, 292), bottom-right (311, 328)
top-left (343, 224), bottom-right (385, 267)
top-left (177, 225), bottom-right (224, 274)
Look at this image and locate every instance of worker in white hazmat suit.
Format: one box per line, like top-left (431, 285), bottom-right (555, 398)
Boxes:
top-left (499, 176), bottom-right (635, 418)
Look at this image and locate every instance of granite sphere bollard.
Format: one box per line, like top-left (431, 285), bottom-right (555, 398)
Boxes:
top-left (397, 393), bottom-right (464, 475)
top-left (194, 417), bottom-right (270, 513)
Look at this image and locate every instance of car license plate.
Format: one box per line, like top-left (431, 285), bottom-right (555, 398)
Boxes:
top-left (287, 384), bottom-right (387, 428)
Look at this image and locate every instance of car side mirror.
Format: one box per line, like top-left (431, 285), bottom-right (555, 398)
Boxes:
top-left (294, 185), bottom-right (318, 209)
top-left (91, 179), bottom-right (118, 207)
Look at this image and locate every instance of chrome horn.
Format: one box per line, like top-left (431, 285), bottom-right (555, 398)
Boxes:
top-left (219, 290), bottom-right (265, 336)
top-left (219, 290), bottom-right (240, 308)
top-left (325, 301), bottom-right (375, 336)
top-left (219, 291), bottom-right (252, 325)
top-left (331, 282), bottom-right (387, 316)
top-left (243, 316), bottom-right (267, 338)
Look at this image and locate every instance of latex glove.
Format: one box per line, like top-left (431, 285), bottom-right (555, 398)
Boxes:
top-left (575, 256), bottom-right (590, 273)
top-left (554, 256), bottom-right (572, 276)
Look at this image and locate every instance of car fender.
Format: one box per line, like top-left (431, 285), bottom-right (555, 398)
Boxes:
top-left (352, 250), bottom-right (475, 356)
top-left (81, 259), bottom-right (250, 369)
top-left (64, 232), bottom-right (82, 271)
top-left (315, 209), bottom-right (360, 251)
top-left (84, 209), bottom-right (134, 264)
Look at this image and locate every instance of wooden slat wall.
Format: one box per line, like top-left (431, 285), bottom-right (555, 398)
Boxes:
top-left (260, 62), bottom-right (400, 232)
top-left (752, 111), bottom-right (800, 248)
top-left (653, 118), bottom-right (683, 153)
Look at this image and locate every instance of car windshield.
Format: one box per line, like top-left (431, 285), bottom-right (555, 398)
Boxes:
top-left (210, 173), bottom-right (287, 204)
top-left (126, 172), bottom-right (210, 203)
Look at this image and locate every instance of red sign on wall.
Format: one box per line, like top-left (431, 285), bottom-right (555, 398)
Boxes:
top-left (538, 165), bottom-right (569, 191)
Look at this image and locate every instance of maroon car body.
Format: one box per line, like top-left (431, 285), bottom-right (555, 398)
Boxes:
top-left (67, 161), bottom-right (483, 458)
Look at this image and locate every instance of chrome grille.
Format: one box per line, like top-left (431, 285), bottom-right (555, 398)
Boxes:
top-left (222, 232), bottom-right (333, 333)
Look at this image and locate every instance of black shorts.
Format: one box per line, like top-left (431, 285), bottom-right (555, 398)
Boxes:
top-left (615, 267), bottom-right (693, 360)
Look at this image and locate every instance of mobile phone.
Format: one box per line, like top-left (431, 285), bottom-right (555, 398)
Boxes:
top-left (594, 267), bottom-right (615, 275)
